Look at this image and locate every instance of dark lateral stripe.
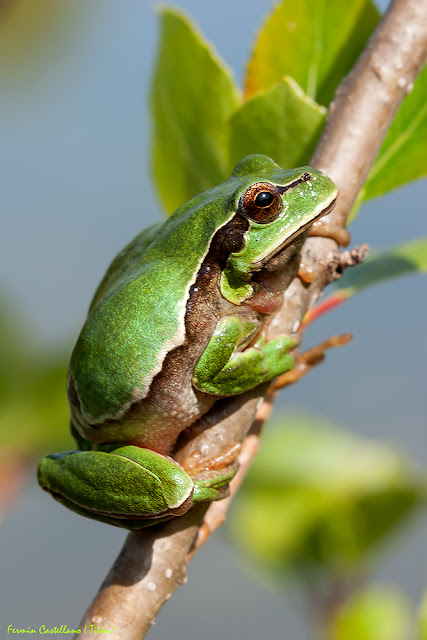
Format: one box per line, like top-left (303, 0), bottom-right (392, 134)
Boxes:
top-left (276, 172), bottom-right (312, 194)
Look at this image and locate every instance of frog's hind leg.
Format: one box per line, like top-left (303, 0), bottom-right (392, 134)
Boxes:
top-left (37, 446), bottom-right (195, 529)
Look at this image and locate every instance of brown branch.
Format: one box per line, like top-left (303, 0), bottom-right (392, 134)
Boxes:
top-left (75, 1), bottom-right (427, 637)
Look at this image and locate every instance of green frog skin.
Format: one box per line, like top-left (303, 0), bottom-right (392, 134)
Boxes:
top-left (38, 154), bottom-right (338, 529)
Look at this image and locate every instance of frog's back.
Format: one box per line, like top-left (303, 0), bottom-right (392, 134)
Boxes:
top-left (69, 183), bottom-right (239, 425)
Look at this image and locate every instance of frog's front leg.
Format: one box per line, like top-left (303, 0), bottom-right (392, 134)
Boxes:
top-left (193, 316), bottom-right (297, 396)
top-left (37, 445), bottom-right (235, 530)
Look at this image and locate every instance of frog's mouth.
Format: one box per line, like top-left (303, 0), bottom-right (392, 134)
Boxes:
top-left (253, 196), bottom-right (337, 271)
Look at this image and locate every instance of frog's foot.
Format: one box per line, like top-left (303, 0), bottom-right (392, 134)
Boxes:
top-left (193, 316), bottom-right (297, 396)
top-left (38, 444), bottom-right (236, 530)
top-left (308, 219), bottom-right (351, 247)
top-left (181, 443), bottom-right (240, 503)
top-left (182, 442), bottom-right (241, 475)
top-left (298, 260), bottom-right (318, 283)
top-left (274, 333), bottom-right (352, 390)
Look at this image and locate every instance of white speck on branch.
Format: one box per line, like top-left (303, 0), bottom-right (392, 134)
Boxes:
top-left (74, 1), bottom-right (427, 637)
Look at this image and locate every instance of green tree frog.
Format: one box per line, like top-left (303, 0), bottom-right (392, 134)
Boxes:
top-left (38, 154), bottom-right (337, 529)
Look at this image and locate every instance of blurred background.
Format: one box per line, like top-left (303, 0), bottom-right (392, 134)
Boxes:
top-left (0, 0), bottom-right (425, 638)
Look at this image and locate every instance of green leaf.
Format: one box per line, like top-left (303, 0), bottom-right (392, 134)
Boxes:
top-left (334, 238), bottom-right (427, 296)
top-left (229, 76), bottom-right (326, 170)
top-left (365, 66), bottom-right (427, 199)
top-left (231, 413), bottom-right (424, 581)
top-left (151, 7), bottom-right (240, 214)
top-left (331, 587), bottom-right (412, 640)
top-left (245, 0), bottom-right (380, 106)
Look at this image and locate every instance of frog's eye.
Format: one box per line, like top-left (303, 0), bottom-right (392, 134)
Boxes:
top-left (240, 182), bottom-right (283, 224)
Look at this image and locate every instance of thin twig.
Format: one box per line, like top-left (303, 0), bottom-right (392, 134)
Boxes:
top-left (75, 1), bottom-right (427, 637)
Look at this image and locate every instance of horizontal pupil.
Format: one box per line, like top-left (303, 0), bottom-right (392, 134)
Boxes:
top-left (255, 191), bottom-right (274, 207)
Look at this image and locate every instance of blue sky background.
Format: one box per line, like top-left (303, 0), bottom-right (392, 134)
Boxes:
top-left (0, 1), bottom-right (426, 638)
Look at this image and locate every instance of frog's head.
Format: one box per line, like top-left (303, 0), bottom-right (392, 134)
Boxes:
top-left (220, 155), bottom-right (338, 304)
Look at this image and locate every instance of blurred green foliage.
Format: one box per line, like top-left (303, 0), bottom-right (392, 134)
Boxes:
top-left (0, 299), bottom-right (71, 458)
top-left (330, 587), bottom-right (412, 640)
top-left (0, 0), bottom-right (82, 77)
top-left (151, 2), bottom-right (427, 216)
top-left (231, 414), bottom-right (424, 581)
top-left (419, 591), bottom-right (427, 640)
top-left (230, 414), bottom-right (425, 638)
